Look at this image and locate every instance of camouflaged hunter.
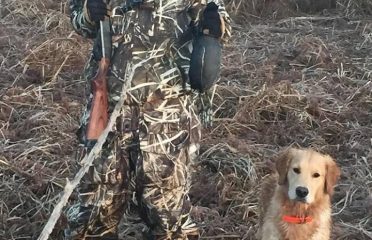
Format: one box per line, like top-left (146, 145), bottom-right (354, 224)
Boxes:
top-left (65, 0), bottom-right (231, 239)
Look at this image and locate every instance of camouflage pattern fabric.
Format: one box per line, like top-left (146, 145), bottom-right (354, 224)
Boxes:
top-left (65, 0), bottom-right (231, 239)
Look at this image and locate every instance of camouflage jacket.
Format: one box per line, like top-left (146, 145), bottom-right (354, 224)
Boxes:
top-left (69, 0), bottom-right (232, 50)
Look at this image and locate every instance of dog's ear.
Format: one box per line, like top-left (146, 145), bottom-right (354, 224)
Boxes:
top-left (276, 148), bottom-right (295, 185)
top-left (324, 156), bottom-right (340, 196)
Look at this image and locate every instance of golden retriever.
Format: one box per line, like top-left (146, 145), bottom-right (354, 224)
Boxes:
top-left (257, 148), bottom-right (340, 240)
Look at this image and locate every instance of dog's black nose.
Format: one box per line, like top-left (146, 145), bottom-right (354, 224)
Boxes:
top-left (296, 187), bottom-right (309, 198)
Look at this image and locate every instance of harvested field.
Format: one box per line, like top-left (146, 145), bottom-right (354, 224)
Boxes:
top-left (0, 0), bottom-right (371, 239)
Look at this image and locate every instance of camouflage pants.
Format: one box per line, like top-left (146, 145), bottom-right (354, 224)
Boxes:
top-left (65, 42), bottom-right (202, 239)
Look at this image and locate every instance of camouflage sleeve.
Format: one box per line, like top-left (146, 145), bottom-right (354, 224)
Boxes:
top-left (69, 0), bottom-right (97, 38)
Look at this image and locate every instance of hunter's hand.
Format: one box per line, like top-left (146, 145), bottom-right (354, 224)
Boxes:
top-left (201, 2), bottom-right (224, 39)
top-left (84, 0), bottom-right (108, 23)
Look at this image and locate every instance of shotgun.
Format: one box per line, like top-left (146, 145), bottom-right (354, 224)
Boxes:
top-left (86, 17), bottom-right (112, 145)
top-left (86, 0), bottom-right (145, 147)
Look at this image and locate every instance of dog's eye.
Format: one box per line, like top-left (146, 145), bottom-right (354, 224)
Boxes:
top-left (293, 168), bottom-right (300, 174)
top-left (313, 173), bottom-right (320, 178)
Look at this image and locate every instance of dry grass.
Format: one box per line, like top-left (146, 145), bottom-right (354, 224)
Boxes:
top-left (1, 0), bottom-right (371, 239)
top-left (225, 0), bottom-right (372, 21)
top-left (0, 0), bottom-right (89, 238)
top-left (337, 0), bottom-right (372, 17)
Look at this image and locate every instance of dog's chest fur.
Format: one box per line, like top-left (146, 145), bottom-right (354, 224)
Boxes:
top-left (279, 220), bottom-right (319, 240)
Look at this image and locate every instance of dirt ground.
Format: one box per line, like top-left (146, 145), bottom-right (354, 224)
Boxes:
top-left (0, 0), bottom-right (371, 239)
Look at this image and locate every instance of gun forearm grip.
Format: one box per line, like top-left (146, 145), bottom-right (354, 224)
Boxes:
top-left (86, 58), bottom-right (110, 141)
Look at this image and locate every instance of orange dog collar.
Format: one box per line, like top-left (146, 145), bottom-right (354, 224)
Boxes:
top-left (282, 215), bottom-right (313, 224)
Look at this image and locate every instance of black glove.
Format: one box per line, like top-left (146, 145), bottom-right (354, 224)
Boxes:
top-left (84, 0), bottom-right (108, 23)
top-left (200, 2), bottom-right (223, 38)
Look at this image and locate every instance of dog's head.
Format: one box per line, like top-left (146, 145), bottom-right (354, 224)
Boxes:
top-left (276, 148), bottom-right (340, 204)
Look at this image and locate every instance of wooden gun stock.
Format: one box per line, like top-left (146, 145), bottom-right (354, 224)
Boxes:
top-left (86, 57), bottom-right (110, 141)
top-left (86, 18), bottom-right (111, 142)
